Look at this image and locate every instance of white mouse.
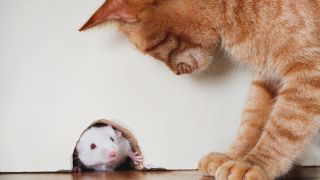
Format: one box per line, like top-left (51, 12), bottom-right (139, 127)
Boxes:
top-left (73, 125), bottom-right (143, 172)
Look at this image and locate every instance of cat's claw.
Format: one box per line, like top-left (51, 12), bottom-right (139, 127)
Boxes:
top-left (198, 152), bottom-right (232, 176)
top-left (215, 161), bottom-right (268, 180)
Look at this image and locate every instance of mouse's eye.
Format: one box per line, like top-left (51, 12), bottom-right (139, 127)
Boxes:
top-left (90, 143), bottom-right (96, 150)
top-left (110, 137), bottom-right (114, 142)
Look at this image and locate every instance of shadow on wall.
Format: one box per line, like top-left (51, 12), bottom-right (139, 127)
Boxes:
top-left (297, 130), bottom-right (320, 166)
top-left (191, 49), bottom-right (235, 83)
top-left (106, 28), bottom-right (235, 84)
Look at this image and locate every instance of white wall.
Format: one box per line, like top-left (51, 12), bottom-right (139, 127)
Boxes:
top-left (0, 0), bottom-right (318, 172)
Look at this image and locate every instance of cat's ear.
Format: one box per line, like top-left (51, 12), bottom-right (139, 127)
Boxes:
top-left (79, 0), bottom-right (137, 31)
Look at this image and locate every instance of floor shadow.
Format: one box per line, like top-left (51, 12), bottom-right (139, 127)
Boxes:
top-left (278, 166), bottom-right (320, 179)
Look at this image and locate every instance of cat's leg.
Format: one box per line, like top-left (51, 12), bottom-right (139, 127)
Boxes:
top-left (216, 74), bottom-right (320, 179)
top-left (199, 77), bottom-right (277, 176)
top-left (226, 79), bottom-right (278, 159)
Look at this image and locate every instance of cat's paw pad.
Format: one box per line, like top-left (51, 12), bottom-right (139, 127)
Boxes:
top-left (216, 161), bottom-right (267, 180)
top-left (198, 152), bottom-right (232, 176)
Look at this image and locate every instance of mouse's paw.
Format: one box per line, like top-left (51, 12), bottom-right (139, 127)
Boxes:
top-left (215, 160), bottom-right (268, 180)
top-left (129, 151), bottom-right (144, 164)
top-left (72, 167), bottom-right (81, 173)
top-left (198, 152), bottom-right (231, 176)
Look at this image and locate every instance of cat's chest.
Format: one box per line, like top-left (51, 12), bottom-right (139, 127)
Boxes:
top-left (222, 38), bottom-right (260, 63)
top-left (222, 41), bottom-right (281, 80)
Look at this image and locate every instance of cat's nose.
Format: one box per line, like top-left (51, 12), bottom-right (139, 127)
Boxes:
top-left (109, 151), bottom-right (116, 158)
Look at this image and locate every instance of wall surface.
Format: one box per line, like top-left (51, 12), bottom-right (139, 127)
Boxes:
top-left (0, 0), bottom-right (318, 172)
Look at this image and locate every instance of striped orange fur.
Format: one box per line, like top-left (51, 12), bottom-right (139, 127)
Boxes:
top-left (80, 0), bottom-right (320, 179)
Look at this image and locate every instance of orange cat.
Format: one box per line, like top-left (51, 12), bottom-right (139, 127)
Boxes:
top-left (80, 0), bottom-right (320, 179)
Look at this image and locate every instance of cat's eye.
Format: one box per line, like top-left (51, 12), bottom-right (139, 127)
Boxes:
top-left (90, 143), bottom-right (96, 150)
top-left (110, 137), bottom-right (114, 142)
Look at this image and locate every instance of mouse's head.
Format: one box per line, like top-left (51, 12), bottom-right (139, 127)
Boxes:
top-left (76, 126), bottom-right (122, 167)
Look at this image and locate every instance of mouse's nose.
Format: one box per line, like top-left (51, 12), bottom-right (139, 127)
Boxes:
top-left (109, 151), bottom-right (116, 158)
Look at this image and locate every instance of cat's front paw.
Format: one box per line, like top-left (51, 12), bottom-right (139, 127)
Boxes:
top-left (174, 61), bottom-right (198, 75)
top-left (170, 48), bottom-right (212, 75)
top-left (216, 161), bottom-right (268, 180)
top-left (198, 152), bottom-right (232, 176)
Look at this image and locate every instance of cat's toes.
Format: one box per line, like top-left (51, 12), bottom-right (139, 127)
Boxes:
top-left (171, 47), bottom-right (211, 75)
top-left (215, 161), bottom-right (268, 180)
top-left (198, 152), bottom-right (232, 176)
top-left (175, 62), bottom-right (196, 75)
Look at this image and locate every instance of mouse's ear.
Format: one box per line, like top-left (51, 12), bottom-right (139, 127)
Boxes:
top-left (79, 0), bottom-right (137, 31)
top-left (115, 130), bottom-right (123, 137)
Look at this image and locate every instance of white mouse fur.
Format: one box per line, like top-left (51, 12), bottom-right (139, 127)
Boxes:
top-left (76, 126), bottom-right (135, 171)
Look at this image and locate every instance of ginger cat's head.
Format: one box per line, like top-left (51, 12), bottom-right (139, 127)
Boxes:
top-left (80, 0), bottom-right (221, 75)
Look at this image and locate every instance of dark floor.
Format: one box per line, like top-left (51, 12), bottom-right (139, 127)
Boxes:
top-left (0, 167), bottom-right (319, 180)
